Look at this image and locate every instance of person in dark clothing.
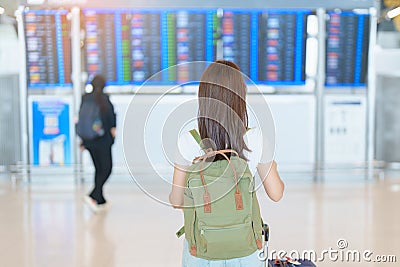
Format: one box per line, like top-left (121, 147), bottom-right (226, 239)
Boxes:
top-left (80, 75), bottom-right (116, 212)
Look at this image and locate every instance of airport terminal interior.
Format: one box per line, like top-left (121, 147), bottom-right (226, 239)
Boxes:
top-left (1, 0), bottom-right (400, 266)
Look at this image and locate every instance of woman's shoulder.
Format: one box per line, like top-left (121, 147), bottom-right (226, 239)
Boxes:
top-left (245, 126), bottom-right (273, 164)
top-left (175, 129), bottom-right (202, 166)
top-left (244, 127), bottom-right (262, 139)
top-left (82, 93), bottom-right (91, 99)
top-left (103, 94), bottom-right (113, 104)
top-left (179, 130), bottom-right (200, 148)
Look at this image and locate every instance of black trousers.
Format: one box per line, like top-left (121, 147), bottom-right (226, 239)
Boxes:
top-left (87, 144), bottom-right (112, 204)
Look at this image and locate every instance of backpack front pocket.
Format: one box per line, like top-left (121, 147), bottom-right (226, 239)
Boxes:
top-left (198, 222), bottom-right (256, 259)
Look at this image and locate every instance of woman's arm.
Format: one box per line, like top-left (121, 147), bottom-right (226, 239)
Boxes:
top-left (257, 160), bottom-right (284, 202)
top-left (108, 98), bottom-right (116, 128)
top-left (106, 97), bottom-right (117, 139)
top-left (169, 165), bottom-right (188, 208)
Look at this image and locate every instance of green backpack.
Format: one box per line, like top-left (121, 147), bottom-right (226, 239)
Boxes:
top-left (176, 129), bottom-right (264, 260)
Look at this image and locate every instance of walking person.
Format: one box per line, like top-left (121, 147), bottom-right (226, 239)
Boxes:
top-left (78, 75), bottom-right (116, 213)
top-left (170, 60), bottom-right (284, 266)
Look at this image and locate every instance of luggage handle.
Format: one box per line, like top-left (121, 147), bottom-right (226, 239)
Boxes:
top-left (258, 223), bottom-right (270, 263)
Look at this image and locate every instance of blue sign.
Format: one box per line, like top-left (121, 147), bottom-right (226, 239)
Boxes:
top-left (31, 99), bottom-right (72, 166)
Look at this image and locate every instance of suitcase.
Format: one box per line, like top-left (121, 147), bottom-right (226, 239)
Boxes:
top-left (268, 259), bottom-right (316, 267)
top-left (258, 224), bottom-right (317, 267)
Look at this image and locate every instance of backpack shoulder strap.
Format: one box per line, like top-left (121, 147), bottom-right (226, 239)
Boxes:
top-left (189, 129), bottom-right (205, 150)
top-left (189, 129), bottom-right (201, 145)
top-left (176, 226), bottom-right (185, 238)
top-left (189, 128), bottom-right (251, 150)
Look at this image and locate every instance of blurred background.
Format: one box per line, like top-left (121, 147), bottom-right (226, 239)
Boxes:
top-left (0, 0), bottom-right (399, 266)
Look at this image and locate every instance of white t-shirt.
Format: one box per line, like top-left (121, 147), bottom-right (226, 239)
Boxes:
top-left (175, 127), bottom-right (273, 177)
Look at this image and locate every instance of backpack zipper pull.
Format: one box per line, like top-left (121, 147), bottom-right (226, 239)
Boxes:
top-left (235, 191), bottom-right (243, 210)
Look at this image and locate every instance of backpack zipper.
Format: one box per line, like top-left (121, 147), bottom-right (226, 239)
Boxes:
top-left (200, 221), bottom-right (250, 236)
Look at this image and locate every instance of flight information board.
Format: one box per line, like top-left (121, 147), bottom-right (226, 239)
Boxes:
top-left (222, 10), bottom-right (255, 78)
top-left (124, 12), bottom-right (162, 83)
top-left (164, 10), bottom-right (218, 83)
top-left (84, 10), bottom-right (118, 84)
top-left (84, 9), bottom-right (162, 85)
top-left (221, 9), bottom-right (310, 85)
top-left (84, 8), bottom-right (310, 86)
top-left (24, 10), bottom-right (72, 89)
top-left (83, 9), bottom-right (217, 85)
top-left (325, 11), bottom-right (370, 87)
top-left (257, 10), bottom-right (310, 85)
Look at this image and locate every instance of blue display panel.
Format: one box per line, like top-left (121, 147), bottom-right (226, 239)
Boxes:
top-left (257, 9), bottom-right (310, 85)
top-left (325, 11), bottom-right (370, 87)
top-left (164, 10), bottom-right (218, 83)
top-left (83, 9), bottom-right (218, 85)
top-left (84, 9), bottom-right (118, 84)
top-left (128, 12), bottom-right (162, 83)
top-left (84, 9), bottom-right (163, 85)
top-left (30, 98), bottom-right (72, 166)
top-left (221, 9), bottom-right (310, 85)
top-left (222, 10), bottom-right (255, 79)
top-left (24, 10), bottom-right (72, 89)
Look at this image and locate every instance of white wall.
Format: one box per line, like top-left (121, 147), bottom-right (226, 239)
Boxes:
top-left (0, 24), bottom-right (19, 75)
top-left (95, 94), bottom-right (315, 176)
top-left (375, 46), bottom-right (400, 77)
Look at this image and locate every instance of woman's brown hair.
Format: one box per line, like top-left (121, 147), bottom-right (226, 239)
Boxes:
top-left (198, 60), bottom-right (250, 161)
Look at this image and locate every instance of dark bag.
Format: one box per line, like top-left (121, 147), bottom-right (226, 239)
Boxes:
top-left (268, 259), bottom-right (316, 267)
top-left (76, 99), bottom-right (104, 141)
top-left (258, 224), bottom-right (317, 267)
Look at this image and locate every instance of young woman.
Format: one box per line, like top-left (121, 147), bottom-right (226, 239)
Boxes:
top-left (170, 60), bottom-right (284, 266)
top-left (81, 75), bottom-right (116, 212)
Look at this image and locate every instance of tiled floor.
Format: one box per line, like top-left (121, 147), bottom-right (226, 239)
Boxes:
top-left (0, 172), bottom-right (399, 267)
